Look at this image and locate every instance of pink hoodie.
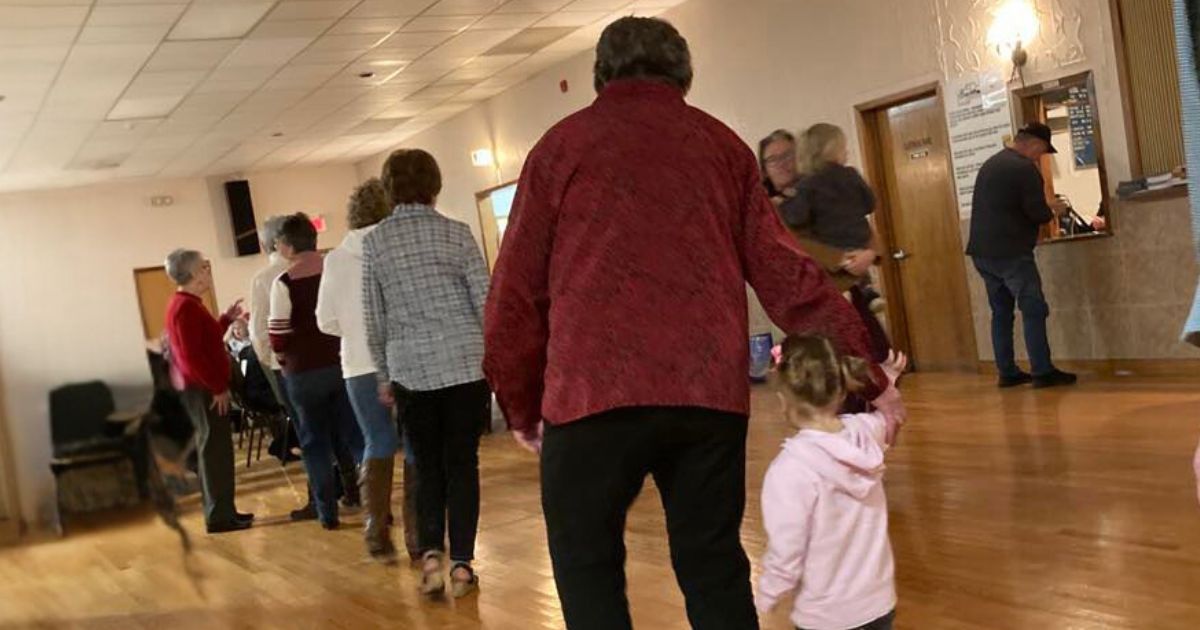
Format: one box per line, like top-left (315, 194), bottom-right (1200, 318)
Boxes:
top-left (756, 412), bottom-right (896, 630)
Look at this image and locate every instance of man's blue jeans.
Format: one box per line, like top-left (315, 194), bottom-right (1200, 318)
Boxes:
top-left (972, 254), bottom-right (1055, 377)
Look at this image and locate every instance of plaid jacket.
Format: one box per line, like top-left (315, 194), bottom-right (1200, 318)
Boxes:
top-left (362, 203), bottom-right (489, 391)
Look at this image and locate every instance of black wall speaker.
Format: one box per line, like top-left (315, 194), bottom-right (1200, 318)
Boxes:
top-left (224, 180), bottom-right (261, 257)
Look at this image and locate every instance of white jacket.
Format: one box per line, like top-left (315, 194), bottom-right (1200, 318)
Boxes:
top-left (316, 226), bottom-right (378, 379)
top-left (250, 252), bottom-right (289, 370)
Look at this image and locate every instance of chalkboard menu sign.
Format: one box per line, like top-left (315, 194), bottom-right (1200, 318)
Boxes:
top-left (1068, 85), bottom-right (1098, 168)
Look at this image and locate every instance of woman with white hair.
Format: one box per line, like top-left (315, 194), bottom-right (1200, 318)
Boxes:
top-left (162, 248), bottom-right (253, 534)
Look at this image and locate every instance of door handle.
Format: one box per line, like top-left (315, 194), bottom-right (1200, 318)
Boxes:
top-left (892, 249), bottom-right (910, 261)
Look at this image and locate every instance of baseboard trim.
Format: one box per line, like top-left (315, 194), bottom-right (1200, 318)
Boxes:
top-left (977, 359), bottom-right (1200, 378)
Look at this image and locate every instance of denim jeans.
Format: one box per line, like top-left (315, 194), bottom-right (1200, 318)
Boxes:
top-left (285, 365), bottom-right (364, 524)
top-left (972, 255), bottom-right (1054, 377)
top-left (345, 373), bottom-right (399, 460)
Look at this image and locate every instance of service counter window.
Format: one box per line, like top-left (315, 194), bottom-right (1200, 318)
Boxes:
top-left (1015, 71), bottom-right (1113, 243)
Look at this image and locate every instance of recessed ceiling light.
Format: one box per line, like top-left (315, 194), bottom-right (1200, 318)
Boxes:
top-left (358, 71), bottom-right (376, 79)
top-left (271, 132), bottom-right (284, 137)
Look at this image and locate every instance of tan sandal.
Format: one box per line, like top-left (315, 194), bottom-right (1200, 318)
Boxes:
top-left (450, 562), bottom-right (478, 598)
top-left (420, 550), bottom-right (445, 596)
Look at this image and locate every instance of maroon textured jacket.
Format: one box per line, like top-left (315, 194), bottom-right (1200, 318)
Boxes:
top-left (483, 80), bottom-right (882, 433)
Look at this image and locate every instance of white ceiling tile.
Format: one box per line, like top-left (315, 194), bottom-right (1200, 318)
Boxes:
top-left (145, 40), bottom-right (240, 71)
top-left (562, 0), bottom-right (630, 10)
top-left (379, 31), bottom-right (457, 47)
top-left (328, 18), bottom-right (409, 35)
top-left (219, 36), bottom-right (315, 67)
top-left (628, 0), bottom-right (686, 7)
top-left (440, 53), bottom-right (527, 81)
top-left (266, 1), bottom-right (357, 21)
top-left (536, 10), bottom-right (608, 27)
top-left (77, 24), bottom-right (173, 44)
top-left (168, 2), bottom-right (276, 41)
top-left (497, 0), bottom-right (571, 12)
top-left (6, 120), bottom-right (96, 171)
top-left (194, 77), bottom-right (272, 94)
top-left (469, 13), bottom-right (542, 30)
top-left (0, 27), bottom-right (81, 47)
top-left (263, 63), bottom-right (345, 89)
top-left (108, 96), bottom-right (187, 120)
top-left (41, 43), bottom-right (157, 119)
top-left (251, 19), bottom-right (337, 39)
top-left (87, 4), bottom-right (187, 27)
top-left (401, 16), bottom-right (478, 32)
top-left (405, 82), bottom-right (470, 102)
top-left (290, 47), bottom-right (366, 64)
top-left (431, 28), bottom-right (519, 59)
top-left (425, 0), bottom-right (505, 15)
top-left (236, 89), bottom-right (311, 114)
top-left (0, 45), bottom-right (71, 65)
top-left (345, 117), bottom-right (409, 135)
top-left (172, 91), bottom-right (250, 119)
top-left (349, 0), bottom-right (437, 18)
top-left (0, 6), bottom-right (89, 27)
top-left (308, 33), bottom-right (390, 52)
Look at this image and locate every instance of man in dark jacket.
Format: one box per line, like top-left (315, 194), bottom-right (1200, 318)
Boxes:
top-left (966, 122), bottom-right (1076, 389)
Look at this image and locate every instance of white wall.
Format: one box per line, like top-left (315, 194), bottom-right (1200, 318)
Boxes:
top-left (0, 164), bottom-right (359, 526)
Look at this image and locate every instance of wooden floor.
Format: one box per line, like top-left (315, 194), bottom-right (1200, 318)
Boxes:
top-left (2, 374), bottom-right (1200, 629)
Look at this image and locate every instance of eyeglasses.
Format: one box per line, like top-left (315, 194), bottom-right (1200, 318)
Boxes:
top-left (764, 150), bottom-right (795, 167)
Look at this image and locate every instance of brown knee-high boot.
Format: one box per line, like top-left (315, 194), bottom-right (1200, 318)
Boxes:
top-left (360, 457), bottom-right (397, 563)
top-left (402, 458), bottom-right (420, 563)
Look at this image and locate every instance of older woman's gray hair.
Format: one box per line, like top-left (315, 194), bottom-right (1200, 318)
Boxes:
top-left (593, 16), bottom-right (692, 94)
top-left (259, 215), bottom-right (288, 253)
top-left (165, 248), bottom-right (204, 286)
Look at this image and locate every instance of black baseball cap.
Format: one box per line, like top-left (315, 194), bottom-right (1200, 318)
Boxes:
top-left (1018, 121), bottom-right (1058, 153)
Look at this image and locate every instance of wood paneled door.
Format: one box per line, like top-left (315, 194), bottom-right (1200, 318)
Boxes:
top-left (858, 89), bottom-right (978, 372)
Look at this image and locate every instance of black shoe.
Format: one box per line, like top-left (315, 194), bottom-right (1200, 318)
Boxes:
top-left (207, 519), bottom-right (253, 534)
top-left (1033, 369), bottom-right (1078, 389)
top-left (290, 503), bottom-right (318, 522)
top-left (236, 511), bottom-right (255, 523)
top-left (321, 519), bottom-right (340, 531)
top-left (998, 372), bottom-right (1033, 388)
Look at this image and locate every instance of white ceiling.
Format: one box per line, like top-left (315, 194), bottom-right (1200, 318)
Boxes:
top-left (0, 0), bottom-right (687, 193)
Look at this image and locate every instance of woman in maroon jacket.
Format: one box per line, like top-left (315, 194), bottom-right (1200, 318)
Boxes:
top-left (484, 17), bottom-right (905, 630)
top-left (163, 248), bottom-right (253, 534)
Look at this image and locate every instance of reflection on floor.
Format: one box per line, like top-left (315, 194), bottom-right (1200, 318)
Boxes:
top-left (2, 374), bottom-right (1199, 629)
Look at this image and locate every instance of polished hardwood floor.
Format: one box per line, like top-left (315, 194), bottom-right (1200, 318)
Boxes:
top-left (2, 374), bottom-right (1200, 629)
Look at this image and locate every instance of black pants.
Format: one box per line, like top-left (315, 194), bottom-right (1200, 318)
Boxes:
top-left (179, 388), bottom-right (237, 526)
top-left (541, 407), bottom-right (758, 630)
top-left (799, 609), bottom-right (894, 630)
top-left (397, 379), bottom-right (489, 563)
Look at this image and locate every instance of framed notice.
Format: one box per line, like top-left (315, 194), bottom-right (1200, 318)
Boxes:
top-left (1068, 86), bottom-right (1098, 168)
top-left (944, 71), bottom-right (1015, 217)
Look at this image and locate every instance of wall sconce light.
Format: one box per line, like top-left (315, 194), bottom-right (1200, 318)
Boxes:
top-left (471, 148), bottom-right (495, 167)
top-left (987, 0), bottom-right (1040, 81)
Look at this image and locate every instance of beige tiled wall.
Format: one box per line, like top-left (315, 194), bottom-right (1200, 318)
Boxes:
top-left (963, 194), bottom-right (1200, 362)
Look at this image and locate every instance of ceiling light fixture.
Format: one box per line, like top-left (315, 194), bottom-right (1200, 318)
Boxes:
top-left (358, 71), bottom-right (376, 79)
top-left (271, 132), bottom-right (284, 137)
top-left (471, 148), bottom-right (494, 167)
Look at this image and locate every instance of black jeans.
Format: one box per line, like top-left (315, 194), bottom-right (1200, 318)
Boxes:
top-left (179, 388), bottom-right (237, 526)
top-left (541, 407), bottom-right (758, 630)
top-left (798, 609), bottom-right (894, 630)
top-left (396, 379), bottom-right (489, 563)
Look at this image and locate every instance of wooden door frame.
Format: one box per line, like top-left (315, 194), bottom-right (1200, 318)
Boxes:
top-left (854, 82), bottom-right (979, 368)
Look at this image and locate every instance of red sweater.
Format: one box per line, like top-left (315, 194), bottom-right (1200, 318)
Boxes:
top-left (165, 292), bottom-right (233, 395)
top-left (483, 80), bottom-right (883, 433)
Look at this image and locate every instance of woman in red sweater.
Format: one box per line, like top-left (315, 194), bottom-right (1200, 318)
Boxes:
top-left (163, 248), bottom-right (253, 534)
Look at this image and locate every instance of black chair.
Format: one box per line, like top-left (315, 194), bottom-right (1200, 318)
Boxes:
top-left (229, 349), bottom-right (287, 468)
top-left (48, 381), bottom-right (149, 534)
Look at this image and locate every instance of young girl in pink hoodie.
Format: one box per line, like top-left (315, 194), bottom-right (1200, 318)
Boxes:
top-left (756, 335), bottom-right (906, 630)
